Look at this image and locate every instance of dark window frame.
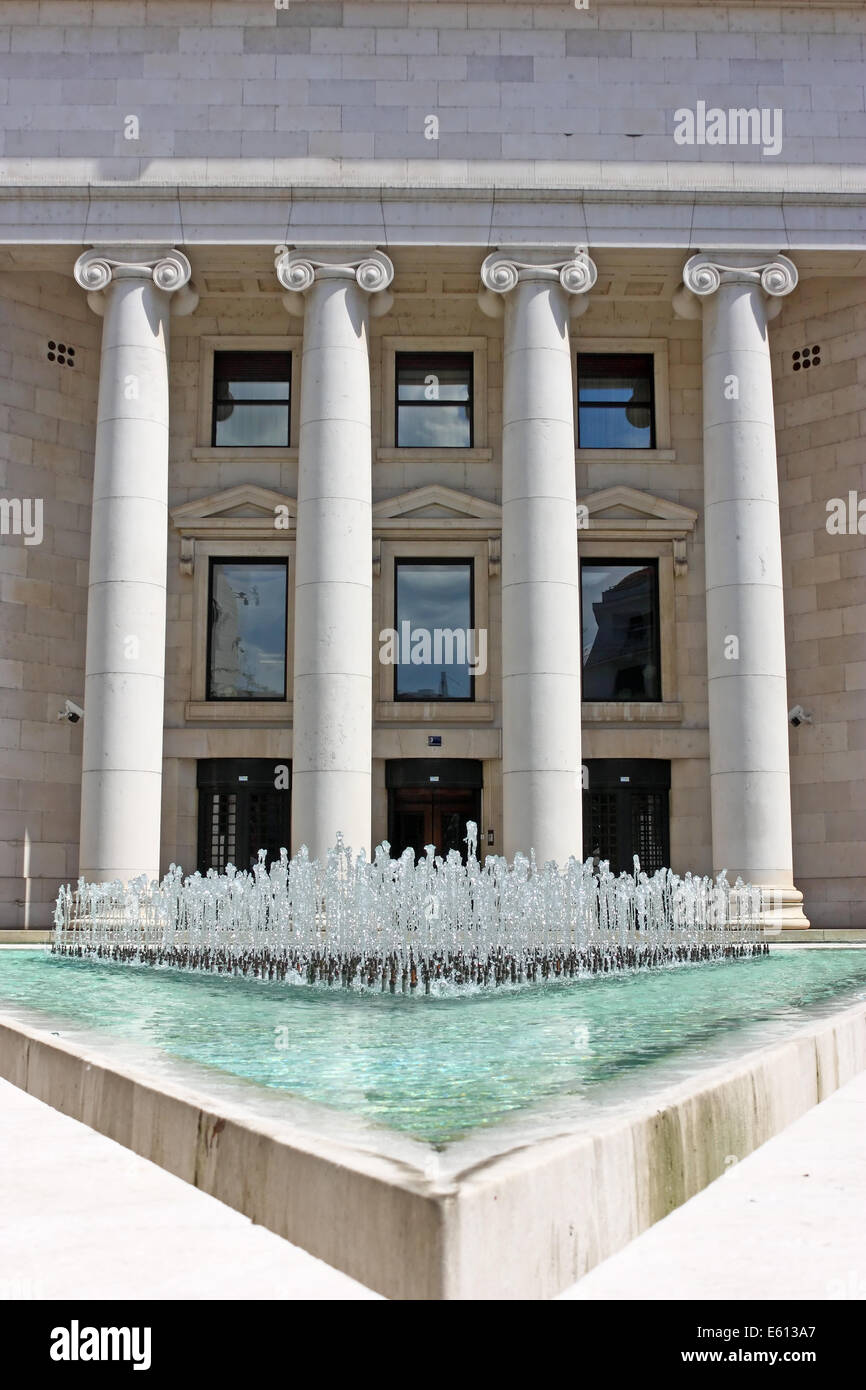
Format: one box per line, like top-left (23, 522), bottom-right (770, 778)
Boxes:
top-left (393, 556), bottom-right (476, 703)
top-left (394, 351), bottom-right (475, 449)
top-left (206, 555), bottom-right (289, 703)
top-left (579, 556), bottom-right (662, 704)
top-left (211, 350), bottom-right (292, 448)
top-left (576, 352), bottom-right (656, 450)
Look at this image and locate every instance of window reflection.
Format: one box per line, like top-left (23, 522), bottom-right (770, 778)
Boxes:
top-left (208, 560), bottom-right (287, 700)
top-left (577, 354), bottom-right (654, 449)
top-left (213, 351), bottom-right (291, 447)
top-left (396, 353), bottom-right (473, 448)
top-left (581, 561), bottom-right (660, 701)
top-left (395, 561), bottom-right (474, 700)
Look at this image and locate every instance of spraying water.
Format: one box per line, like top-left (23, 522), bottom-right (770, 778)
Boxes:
top-left (53, 824), bottom-right (768, 992)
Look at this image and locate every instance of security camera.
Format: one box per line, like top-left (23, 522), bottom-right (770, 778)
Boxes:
top-left (57, 699), bottom-right (84, 724)
top-left (788, 705), bottom-right (812, 727)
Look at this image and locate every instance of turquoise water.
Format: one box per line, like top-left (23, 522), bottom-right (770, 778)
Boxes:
top-left (1, 948), bottom-right (865, 1145)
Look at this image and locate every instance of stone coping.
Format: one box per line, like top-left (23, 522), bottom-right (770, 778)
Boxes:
top-left (559, 1067), bottom-right (866, 1302)
top-left (0, 982), bottom-right (865, 1299)
top-left (1, 162), bottom-right (865, 197)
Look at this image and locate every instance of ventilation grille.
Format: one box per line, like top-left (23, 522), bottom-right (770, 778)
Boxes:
top-left (47, 340), bottom-right (75, 367)
top-left (792, 345), bottom-right (821, 372)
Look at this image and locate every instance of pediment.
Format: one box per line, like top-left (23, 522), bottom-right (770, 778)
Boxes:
top-left (171, 485), bottom-right (296, 535)
top-left (373, 485), bottom-right (501, 528)
top-left (578, 487), bottom-right (697, 577)
top-left (579, 486), bottom-right (697, 530)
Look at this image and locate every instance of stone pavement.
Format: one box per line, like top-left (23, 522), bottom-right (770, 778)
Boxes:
top-left (0, 1077), bottom-right (380, 1301)
top-left (559, 1070), bottom-right (866, 1301)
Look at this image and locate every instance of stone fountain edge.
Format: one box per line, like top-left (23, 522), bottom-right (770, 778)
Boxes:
top-left (0, 997), bottom-right (864, 1300)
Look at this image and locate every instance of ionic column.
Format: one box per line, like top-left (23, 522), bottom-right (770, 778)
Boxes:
top-left (676, 253), bottom-right (808, 927)
top-left (74, 246), bottom-right (197, 883)
top-left (276, 247), bottom-right (394, 861)
top-left (479, 249), bottom-right (596, 865)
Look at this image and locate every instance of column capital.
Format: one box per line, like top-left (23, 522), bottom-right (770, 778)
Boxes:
top-left (74, 246), bottom-right (197, 317)
top-left (275, 245), bottom-right (395, 318)
top-left (675, 252), bottom-right (798, 319)
top-left (478, 247), bottom-right (597, 318)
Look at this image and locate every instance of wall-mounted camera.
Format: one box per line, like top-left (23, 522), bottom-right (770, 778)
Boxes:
top-left (57, 699), bottom-right (84, 724)
top-left (788, 705), bottom-right (812, 727)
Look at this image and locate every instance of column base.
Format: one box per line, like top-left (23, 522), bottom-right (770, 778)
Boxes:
top-left (759, 884), bottom-right (811, 933)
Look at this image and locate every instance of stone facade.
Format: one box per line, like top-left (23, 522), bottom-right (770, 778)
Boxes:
top-left (0, 0), bottom-right (864, 927)
top-left (1, 1), bottom-right (864, 168)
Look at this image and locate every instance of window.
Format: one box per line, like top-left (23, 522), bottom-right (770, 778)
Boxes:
top-left (212, 351), bottom-right (291, 447)
top-left (395, 352), bottom-right (473, 448)
top-left (577, 354), bottom-right (655, 449)
top-left (394, 559), bottom-right (475, 701)
top-left (207, 559), bottom-right (288, 700)
top-left (581, 560), bottom-right (661, 701)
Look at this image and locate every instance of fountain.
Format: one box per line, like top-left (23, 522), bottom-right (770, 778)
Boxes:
top-left (53, 824), bottom-right (768, 991)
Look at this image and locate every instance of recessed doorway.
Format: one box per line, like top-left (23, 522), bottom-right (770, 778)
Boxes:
top-left (582, 759), bottom-right (670, 874)
top-left (386, 759), bottom-right (482, 862)
top-left (197, 759), bottom-right (290, 873)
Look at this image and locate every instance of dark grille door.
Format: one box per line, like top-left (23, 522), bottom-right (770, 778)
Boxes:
top-left (631, 791), bottom-right (668, 874)
top-left (247, 790), bottom-right (289, 871)
top-left (197, 760), bottom-right (290, 873)
top-left (582, 761), bottom-right (670, 874)
top-left (205, 791), bottom-right (238, 873)
top-left (583, 790), bottom-right (619, 868)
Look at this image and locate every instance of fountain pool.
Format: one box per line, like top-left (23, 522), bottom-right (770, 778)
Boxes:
top-left (2, 946), bottom-right (866, 1145)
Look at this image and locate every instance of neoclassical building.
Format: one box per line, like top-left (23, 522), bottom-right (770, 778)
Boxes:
top-left (1, 0), bottom-right (864, 930)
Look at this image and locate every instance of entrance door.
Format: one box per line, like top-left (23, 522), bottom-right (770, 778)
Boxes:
top-left (387, 760), bottom-right (483, 862)
top-left (389, 787), bottom-right (480, 861)
top-left (390, 791), bottom-right (433, 857)
top-left (582, 759), bottom-right (670, 874)
top-left (197, 759), bottom-right (290, 873)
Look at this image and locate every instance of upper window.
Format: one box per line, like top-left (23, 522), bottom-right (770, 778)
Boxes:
top-left (395, 352), bottom-right (473, 448)
top-left (577, 353), bottom-right (655, 449)
top-left (581, 560), bottom-right (661, 702)
top-left (207, 559), bottom-right (288, 700)
top-left (212, 351), bottom-right (291, 447)
top-left (394, 559), bottom-right (475, 701)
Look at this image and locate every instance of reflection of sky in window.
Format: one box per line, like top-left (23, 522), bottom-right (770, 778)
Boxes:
top-left (396, 563), bottom-right (472, 699)
top-left (578, 359), bottom-right (652, 449)
top-left (396, 356), bottom-right (472, 447)
top-left (397, 405), bottom-right (471, 447)
top-left (214, 404), bottom-right (289, 447)
top-left (398, 373), bottom-right (469, 402)
top-left (210, 562), bottom-right (287, 699)
top-left (214, 362), bottom-right (290, 446)
top-left (219, 379), bottom-right (289, 400)
top-left (579, 379), bottom-right (651, 403)
top-left (577, 408), bottom-right (651, 448)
